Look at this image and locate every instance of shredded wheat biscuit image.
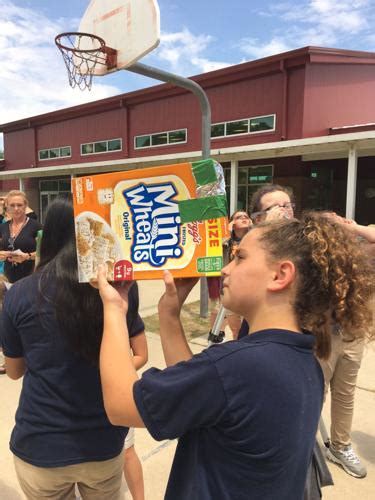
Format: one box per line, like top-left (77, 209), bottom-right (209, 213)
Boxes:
top-left (88, 218), bottom-right (104, 237)
top-left (78, 253), bottom-right (94, 279)
top-left (92, 236), bottom-right (111, 264)
top-left (103, 232), bottom-right (115, 245)
top-left (76, 219), bottom-right (92, 239)
top-left (77, 234), bottom-right (92, 256)
top-left (76, 214), bottom-right (119, 281)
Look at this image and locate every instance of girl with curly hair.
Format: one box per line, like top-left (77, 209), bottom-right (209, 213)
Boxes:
top-left (95, 213), bottom-right (374, 500)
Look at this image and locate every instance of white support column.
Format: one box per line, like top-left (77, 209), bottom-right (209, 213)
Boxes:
top-left (229, 159), bottom-right (238, 215)
top-left (345, 145), bottom-right (358, 219)
top-left (19, 178), bottom-right (25, 192)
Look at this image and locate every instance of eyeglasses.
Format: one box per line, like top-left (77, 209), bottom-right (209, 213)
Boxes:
top-left (263, 202), bottom-right (296, 212)
top-left (250, 203), bottom-right (296, 220)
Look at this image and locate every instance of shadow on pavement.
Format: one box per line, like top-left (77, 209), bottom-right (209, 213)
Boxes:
top-left (351, 430), bottom-right (375, 464)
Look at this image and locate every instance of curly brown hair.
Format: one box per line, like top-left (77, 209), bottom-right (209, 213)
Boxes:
top-left (257, 212), bottom-right (374, 359)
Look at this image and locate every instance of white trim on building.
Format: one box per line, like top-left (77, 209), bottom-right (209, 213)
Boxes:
top-left (1, 130), bottom-right (375, 217)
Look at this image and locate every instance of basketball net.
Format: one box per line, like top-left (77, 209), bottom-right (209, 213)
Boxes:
top-left (55, 32), bottom-right (117, 91)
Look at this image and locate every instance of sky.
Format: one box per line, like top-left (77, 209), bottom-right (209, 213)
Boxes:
top-left (1, 0), bottom-right (375, 149)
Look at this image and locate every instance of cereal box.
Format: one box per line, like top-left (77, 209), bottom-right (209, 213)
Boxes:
top-left (72, 159), bottom-right (228, 282)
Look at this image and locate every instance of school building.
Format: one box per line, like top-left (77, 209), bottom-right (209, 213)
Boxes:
top-left (0, 45), bottom-right (374, 223)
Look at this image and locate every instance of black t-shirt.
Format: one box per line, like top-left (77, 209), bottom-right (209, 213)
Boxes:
top-left (2, 272), bottom-right (145, 467)
top-left (0, 218), bottom-right (42, 282)
top-left (134, 329), bottom-right (324, 500)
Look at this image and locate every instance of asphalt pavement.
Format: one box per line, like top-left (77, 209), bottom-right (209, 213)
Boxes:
top-left (0, 280), bottom-right (374, 499)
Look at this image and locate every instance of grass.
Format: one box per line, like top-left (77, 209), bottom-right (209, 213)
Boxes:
top-left (143, 300), bottom-right (211, 340)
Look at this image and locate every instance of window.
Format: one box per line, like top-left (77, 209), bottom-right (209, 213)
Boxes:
top-left (224, 164), bottom-right (274, 212)
top-left (211, 123), bottom-right (225, 138)
top-left (39, 179), bottom-right (72, 223)
top-left (151, 133), bottom-right (168, 146)
top-left (169, 129), bottom-right (186, 143)
top-left (60, 146), bottom-right (71, 157)
top-left (108, 139), bottom-right (122, 151)
top-left (211, 114), bottom-right (275, 139)
top-left (226, 120), bottom-right (248, 136)
top-left (250, 115), bottom-right (275, 132)
top-left (38, 146), bottom-right (71, 161)
top-left (94, 142), bottom-right (107, 153)
top-left (39, 150), bottom-right (49, 160)
top-left (135, 136), bottom-right (151, 148)
top-left (81, 138), bottom-right (122, 156)
top-left (49, 148), bottom-right (59, 158)
top-left (134, 129), bottom-right (187, 149)
top-left (81, 144), bottom-right (94, 155)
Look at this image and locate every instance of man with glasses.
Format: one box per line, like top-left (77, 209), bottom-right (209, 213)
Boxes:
top-left (249, 184), bottom-right (295, 224)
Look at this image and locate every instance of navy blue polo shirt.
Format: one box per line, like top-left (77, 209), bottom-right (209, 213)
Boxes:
top-left (2, 272), bottom-right (145, 467)
top-left (134, 329), bottom-right (324, 500)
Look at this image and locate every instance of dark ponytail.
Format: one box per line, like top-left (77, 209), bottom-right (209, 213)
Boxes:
top-left (38, 196), bottom-right (103, 365)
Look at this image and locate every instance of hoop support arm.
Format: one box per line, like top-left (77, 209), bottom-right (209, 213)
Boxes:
top-left (126, 62), bottom-right (211, 159)
top-left (126, 62), bottom-right (212, 320)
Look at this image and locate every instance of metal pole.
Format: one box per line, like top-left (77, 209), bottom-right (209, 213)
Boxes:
top-left (345, 144), bottom-right (357, 219)
top-left (126, 62), bottom-right (211, 159)
top-left (126, 62), bottom-right (211, 317)
top-left (207, 304), bottom-right (226, 345)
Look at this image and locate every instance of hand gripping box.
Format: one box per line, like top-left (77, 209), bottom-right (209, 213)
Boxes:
top-left (72, 159), bottom-right (229, 282)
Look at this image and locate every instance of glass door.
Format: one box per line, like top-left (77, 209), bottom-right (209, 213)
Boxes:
top-left (39, 179), bottom-right (71, 223)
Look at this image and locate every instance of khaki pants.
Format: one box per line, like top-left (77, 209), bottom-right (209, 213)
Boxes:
top-left (14, 452), bottom-right (124, 500)
top-left (319, 335), bottom-right (364, 450)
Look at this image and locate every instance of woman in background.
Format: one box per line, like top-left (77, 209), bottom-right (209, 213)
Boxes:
top-left (221, 210), bottom-right (252, 338)
top-left (0, 190), bottom-right (42, 283)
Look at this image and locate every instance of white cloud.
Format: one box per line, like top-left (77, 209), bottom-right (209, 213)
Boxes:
top-left (154, 28), bottom-right (230, 75)
top-left (0, 0), bottom-right (122, 149)
top-left (239, 37), bottom-right (292, 60)
top-left (239, 0), bottom-right (374, 60)
top-left (0, 3), bottom-right (232, 150)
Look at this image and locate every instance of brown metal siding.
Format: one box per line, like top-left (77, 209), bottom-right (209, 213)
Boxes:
top-left (129, 92), bottom-right (201, 157)
top-left (3, 128), bottom-right (36, 171)
top-left (129, 71), bottom-right (286, 157)
top-left (286, 67), bottom-right (306, 139)
top-left (36, 108), bottom-right (128, 165)
top-left (303, 63), bottom-right (375, 137)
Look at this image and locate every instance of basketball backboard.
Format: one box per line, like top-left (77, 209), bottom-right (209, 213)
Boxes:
top-left (78, 0), bottom-right (160, 75)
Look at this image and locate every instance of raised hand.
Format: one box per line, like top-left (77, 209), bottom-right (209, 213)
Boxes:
top-left (92, 264), bottom-right (133, 313)
top-left (158, 270), bottom-right (199, 317)
top-left (265, 205), bottom-right (290, 221)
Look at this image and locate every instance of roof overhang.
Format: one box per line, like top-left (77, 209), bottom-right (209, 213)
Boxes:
top-left (1, 130), bottom-right (375, 181)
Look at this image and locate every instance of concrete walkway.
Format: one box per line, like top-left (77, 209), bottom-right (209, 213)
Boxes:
top-left (0, 281), bottom-right (374, 499)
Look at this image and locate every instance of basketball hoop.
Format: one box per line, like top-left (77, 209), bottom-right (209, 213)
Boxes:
top-left (55, 32), bottom-right (117, 90)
